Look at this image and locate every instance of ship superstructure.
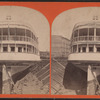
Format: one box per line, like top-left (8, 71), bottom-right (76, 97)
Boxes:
top-left (0, 16), bottom-right (40, 62)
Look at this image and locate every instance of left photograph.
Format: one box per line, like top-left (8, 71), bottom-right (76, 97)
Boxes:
top-left (0, 6), bottom-right (50, 94)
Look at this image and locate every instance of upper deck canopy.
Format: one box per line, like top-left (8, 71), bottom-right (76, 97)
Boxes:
top-left (0, 21), bottom-right (38, 44)
top-left (73, 21), bottom-right (100, 31)
top-left (71, 20), bottom-right (100, 43)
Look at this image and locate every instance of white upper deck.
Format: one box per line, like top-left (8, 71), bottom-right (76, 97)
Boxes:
top-left (68, 18), bottom-right (100, 62)
top-left (0, 16), bottom-right (40, 61)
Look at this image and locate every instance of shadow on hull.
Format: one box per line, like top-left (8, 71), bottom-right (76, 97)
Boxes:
top-left (63, 62), bottom-right (87, 95)
top-left (12, 65), bottom-right (34, 84)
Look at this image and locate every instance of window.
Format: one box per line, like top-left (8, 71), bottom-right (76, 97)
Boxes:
top-left (97, 47), bottom-right (100, 52)
top-left (82, 47), bottom-right (86, 52)
top-left (26, 29), bottom-right (31, 38)
top-left (23, 47), bottom-right (26, 52)
top-left (78, 47), bottom-right (81, 52)
top-left (9, 28), bottom-right (16, 40)
top-left (3, 47), bottom-right (8, 52)
top-left (11, 47), bottom-right (15, 52)
top-left (3, 28), bottom-right (8, 40)
top-left (18, 47), bottom-right (22, 52)
top-left (10, 28), bottom-right (16, 36)
top-left (74, 30), bottom-right (78, 37)
top-left (27, 45), bottom-right (31, 53)
top-left (89, 28), bottom-right (94, 36)
top-left (16, 28), bottom-right (25, 36)
top-left (79, 28), bottom-right (88, 36)
top-left (89, 47), bottom-right (93, 52)
top-left (96, 28), bottom-right (100, 36)
top-left (73, 45), bottom-right (77, 53)
top-left (3, 28), bottom-right (8, 36)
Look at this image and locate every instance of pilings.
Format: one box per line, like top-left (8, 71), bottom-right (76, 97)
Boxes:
top-left (87, 65), bottom-right (100, 95)
top-left (87, 65), bottom-right (96, 95)
top-left (2, 65), bottom-right (14, 94)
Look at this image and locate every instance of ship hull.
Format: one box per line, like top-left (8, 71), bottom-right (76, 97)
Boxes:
top-left (0, 60), bottom-right (40, 74)
top-left (68, 53), bottom-right (100, 72)
top-left (63, 60), bottom-right (100, 95)
top-left (2, 60), bottom-right (41, 84)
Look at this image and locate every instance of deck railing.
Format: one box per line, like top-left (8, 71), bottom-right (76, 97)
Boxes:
top-left (0, 36), bottom-right (38, 44)
top-left (72, 36), bottom-right (100, 42)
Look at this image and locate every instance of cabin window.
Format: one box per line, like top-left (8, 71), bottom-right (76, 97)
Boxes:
top-left (11, 47), bottom-right (15, 52)
top-left (26, 29), bottom-right (31, 38)
top-left (10, 28), bottom-right (16, 36)
top-left (3, 47), bottom-right (8, 52)
top-left (97, 47), bottom-right (100, 52)
top-left (79, 28), bottom-right (88, 36)
top-left (18, 47), bottom-right (22, 52)
top-left (74, 30), bottom-right (78, 37)
top-left (27, 45), bottom-right (31, 53)
top-left (3, 28), bottom-right (8, 36)
top-left (23, 47), bottom-right (26, 52)
top-left (73, 45), bottom-right (77, 53)
top-left (9, 28), bottom-right (16, 40)
top-left (96, 28), bottom-right (100, 36)
top-left (16, 28), bottom-right (25, 36)
top-left (82, 47), bottom-right (86, 52)
top-left (89, 28), bottom-right (94, 36)
top-left (78, 47), bottom-right (81, 52)
top-left (89, 47), bottom-right (93, 52)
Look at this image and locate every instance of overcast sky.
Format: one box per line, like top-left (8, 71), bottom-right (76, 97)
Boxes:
top-left (0, 6), bottom-right (50, 51)
top-left (52, 7), bottom-right (100, 40)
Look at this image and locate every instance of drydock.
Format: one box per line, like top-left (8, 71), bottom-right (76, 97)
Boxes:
top-left (65, 17), bottom-right (100, 95)
top-left (2, 59), bottom-right (50, 94)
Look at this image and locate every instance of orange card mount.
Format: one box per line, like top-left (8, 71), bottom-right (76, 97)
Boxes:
top-left (0, 2), bottom-right (100, 98)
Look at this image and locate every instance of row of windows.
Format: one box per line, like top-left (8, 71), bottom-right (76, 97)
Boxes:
top-left (72, 45), bottom-right (100, 53)
top-left (73, 28), bottom-right (100, 38)
top-left (0, 28), bottom-right (38, 42)
top-left (0, 44), bottom-right (38, 55)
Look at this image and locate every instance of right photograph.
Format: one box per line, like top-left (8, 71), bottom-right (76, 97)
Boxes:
top-left (51, 7), bottom-right (100, 95)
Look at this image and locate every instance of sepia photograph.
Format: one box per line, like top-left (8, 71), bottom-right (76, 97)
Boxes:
top-left (0, 6), bottom-right (50, 94)
top-left (51, 7), bottom-right (100, 95)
